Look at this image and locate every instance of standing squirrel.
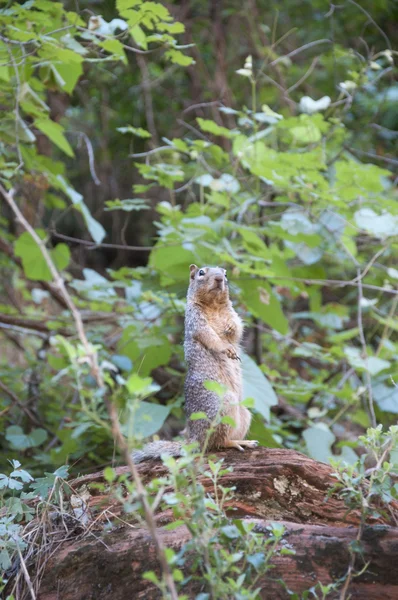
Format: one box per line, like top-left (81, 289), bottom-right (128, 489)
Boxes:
top-left (132, 264), bottom-right (258, 463)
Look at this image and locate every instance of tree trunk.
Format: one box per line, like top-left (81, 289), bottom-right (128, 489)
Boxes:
top-left (35, 448), bottom-right (398, 599)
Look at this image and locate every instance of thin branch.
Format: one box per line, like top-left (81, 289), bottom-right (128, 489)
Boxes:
top-left (268, 39), bottom-right (332, 68)
top-left (50, 230), bottom-right (153, 252)
top-left (136, 54), bottom-right (159, 146)
top-left (106, 399), bottom-right (179, 599)
top-left (356, 266), bottom-right (376, 428)
top-left (0, 379), bottom-right (43, 428)
top-left (0, 313), bottom-right (71, 336)
top-left (287, 56), bottom-right (319, 93)
top-left (0, 184), bottom-right (179, 600)
top-left (183, 100), bottom-right (221, 114)
top-left (16, 545), bottom-right (36, 600)
top-left (346, 146), bottom-right (398, 167)
top-left (7, 44), bottom-right (23, 171)
top-left (346, 0), bottom-right (392, 50)
top-left (0, 184), bottom-right (101, 384)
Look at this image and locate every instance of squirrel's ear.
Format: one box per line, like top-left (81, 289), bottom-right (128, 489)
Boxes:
top-left (189, 264), bottom-right (198, 279)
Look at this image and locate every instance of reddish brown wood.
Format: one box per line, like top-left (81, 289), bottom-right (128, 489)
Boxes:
top-left (34, 449), bottom-right (398, 599)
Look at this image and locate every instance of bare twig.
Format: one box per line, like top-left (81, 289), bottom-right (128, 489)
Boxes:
top-left (287, 57), bottom-right (319, 93)
top-left (106, 399), bottom-right (179, 600)
top-left (0, 184), bottom-right (102, 384)
top-left (0, 184), bottom-right (179, 600)
top-left (267, 39), bottom-right (332, 68)
top-left (50, 230), bottom-right (154, 252)
top-left (0, 379), bottom-right (43, 427)
top-left (136, 54), bottom-right (159, 146)
top-left (16, 545), bottom-right (36, 600)
top-left (0, 313), bottom-right (71, 336)
top-left (356, 266), bottom-right (376, 428)
top-left (346, 0), bottom-right (392, 50)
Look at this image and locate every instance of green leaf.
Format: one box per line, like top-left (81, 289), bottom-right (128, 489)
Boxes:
top-left (248, 415), bottom-right (281, 448)
top-left (149, 245), bottom-right (195, 283)
top-left (0, 66), bottom-right (10, 81)
top-left (14, 231), bottom-right (70, 281)
top-left (190, 412), bottom-right (208, 421)
top-left (238, 279), bottom-right (288, 334)
top-left (55, 62), bottom-right (83, 94)
top-left (344, 347), bottom-right (391, 375)
top-left (121, 337), bottom-right (172, 377)
top-left (355, 208), bottom-right (398, 238)
top-left (239, 228), bottom-right (270, 258)
top-left (123, 401), bottom-right (171, 438)
top-left (197, 118), bottom-right (234, 138)
top-left (221, 525), bottom-right (240, 539)
top-left (247, 553), bottom-right (265, 570)
top-left (117, 126), bottom-right (151, 138)
top-left (165, 49), bottom-right (194, 66)
top-left (6, 426), bottom-right (48, 450)
top-left (105, 198), bottom-right (150, 212)
top-left (29, 466), bottom-right (69, 499)
top-left (372, 382), bottom-right (398, 414)
top-left (35, 118), bottom-right (74, 157)
top-left (57, 175), bottom-right (106, 243)
top-left (241, 353), bottom-right (278, 421)
top-left (99, 39), bottom-right (127, 64)
top-left (303, 424), bottom-right (357, 465)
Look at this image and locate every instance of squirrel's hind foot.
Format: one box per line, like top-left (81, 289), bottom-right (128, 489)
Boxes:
top-left (223, 439), bottom-right (259, 452)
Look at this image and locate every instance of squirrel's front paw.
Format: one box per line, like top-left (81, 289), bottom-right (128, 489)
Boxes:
top-left (224, 323), bottom-right (236, 337)
top-left (224, 345), bottom-right (240, 360)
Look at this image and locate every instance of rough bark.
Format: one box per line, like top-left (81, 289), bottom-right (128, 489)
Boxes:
top-left (36, 448), bottom-right (398, 600)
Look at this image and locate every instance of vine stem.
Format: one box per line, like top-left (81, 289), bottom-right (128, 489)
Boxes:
top-left (0, 184), bottom-right (179, 600)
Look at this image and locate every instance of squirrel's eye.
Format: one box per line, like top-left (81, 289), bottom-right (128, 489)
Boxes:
top-left (198, 269), bottom-right (205, 276)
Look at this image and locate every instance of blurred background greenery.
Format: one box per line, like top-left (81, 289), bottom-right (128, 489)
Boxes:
top-left (0, 0), bottom-right (397, 476)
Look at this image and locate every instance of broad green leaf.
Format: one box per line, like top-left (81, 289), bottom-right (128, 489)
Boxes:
top-left (117, 0), bottom-right (141, 11)
top-left (56, 61), bottom-right (83, 94)
top-left (149, 245), bottom-right (195, 283)
top-left (165, 49), bottom-right (194, 66)
top-left (372, 382), bottom-right (398, 414)
top-left (344, 347), bottom-right (391, 375)
top-left (197, 118), bottom-right (234, 138)
top-left (29, 466), bottom-right (69, 499)
top-left (121, 338), bottom-right (172, 377)
top-left (248, 416), bottom-right (281, 448)
top-left (355, 208), bottom-right (398, 238)
top-left (99, 39), bottom-right (127, 64)
top-left (14, 231), bottom-right (70, 281)
top-left (239, 228), bottom-right (270, 258)
top-left (241, 353), bottom-right (278, 421)
top-left (238, 279), bottom-right (288, 334)
top-left (125, 373), bottom-right (154, 394)
top-left (35, 118), bottom-right (74, 157)
top-left (303, 424), bottom-right (357, 465)
top-left (122, 401), bottom-right (171, 438)
top-left (6, 426), bottom-right (48, 450)
top-left (0, 66), bottom-right (9, 81)
top-left (130, 25), bottom-right (147, 49)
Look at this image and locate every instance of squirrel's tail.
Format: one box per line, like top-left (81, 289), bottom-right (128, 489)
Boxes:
top-left (132, 440), bottom-right (182, 464)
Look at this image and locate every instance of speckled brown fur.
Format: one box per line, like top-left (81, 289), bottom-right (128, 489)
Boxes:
top-left (132, 265), bottom-right (257, 463)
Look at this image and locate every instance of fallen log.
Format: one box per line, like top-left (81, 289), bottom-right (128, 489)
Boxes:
top-left (31, 449), bottom-right (398, 599)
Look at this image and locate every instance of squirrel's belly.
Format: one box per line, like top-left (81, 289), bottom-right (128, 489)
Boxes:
top-left (186, 345), bottom-right (242, 398)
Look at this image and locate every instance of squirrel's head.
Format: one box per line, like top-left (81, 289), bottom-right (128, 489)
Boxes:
top-left (188, 264), bottom-right (229, 304)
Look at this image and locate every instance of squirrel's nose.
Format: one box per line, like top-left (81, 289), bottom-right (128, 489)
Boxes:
top-left (214, 275), bottom-right (224, 283)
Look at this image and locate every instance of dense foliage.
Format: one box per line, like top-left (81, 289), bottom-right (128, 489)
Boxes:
top-left (0, 0), bottom-right (397, 596)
